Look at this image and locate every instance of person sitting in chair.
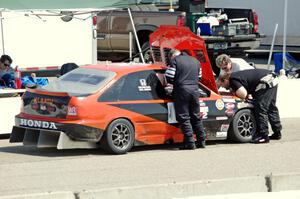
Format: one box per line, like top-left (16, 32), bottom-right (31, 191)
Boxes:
top-left (0, 55), bottom-right (15, 88)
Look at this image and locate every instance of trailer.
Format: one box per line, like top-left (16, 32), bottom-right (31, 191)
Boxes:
top-left (0, 89), bottom-right (24, 135)
top-left (0, 10), bottom-right (97, 73)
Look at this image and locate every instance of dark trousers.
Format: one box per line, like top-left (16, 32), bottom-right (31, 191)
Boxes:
top-left (254, 86), bottom-right (282, 136)
top-left (173, 85), bottom-right (205, 143)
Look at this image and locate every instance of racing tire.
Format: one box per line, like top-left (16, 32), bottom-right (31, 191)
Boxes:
top-left (228, 109), bottom-right (256, 143)
top-left (100, 119), bottom-right (135, 155)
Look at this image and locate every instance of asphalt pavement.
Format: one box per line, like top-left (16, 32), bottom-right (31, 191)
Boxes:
top-left (1, 57), bottom-right (299, 198)
top-left (0, 118), bottom-right (299, 198)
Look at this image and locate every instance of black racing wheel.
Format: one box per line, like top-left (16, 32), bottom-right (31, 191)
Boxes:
top-left (100, 119), bottom-right (135, 154)
top-left (228, 109), bottom-right (256, 143)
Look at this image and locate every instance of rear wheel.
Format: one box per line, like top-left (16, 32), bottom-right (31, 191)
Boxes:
top-left (228, 109), bottom-right (256, 143)
top-left (100, 119), bottom-right (135, 154)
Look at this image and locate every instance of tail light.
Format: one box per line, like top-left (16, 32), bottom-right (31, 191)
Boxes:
top-left (92, 15), bottom-right (97, 26)
top-left (177, 14), bottom-right (186, 26)
top-left (252, 9), bottom-right (259, 33)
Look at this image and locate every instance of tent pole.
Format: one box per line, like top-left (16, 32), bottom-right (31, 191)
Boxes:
top-left (128, 8), bottom-right (145, 63)
top-left (129, 31), bottom-right (132, 62)
top-left (92, 12), bottom-right (97, 64)
top-left (0, 11), bottom-right (5, 54)
top-left (267, 23), bottom-right (278, 70)
top-left (283, 0), bottom-right (288, 70)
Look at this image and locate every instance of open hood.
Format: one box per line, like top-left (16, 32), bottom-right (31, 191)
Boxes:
top-left (149, 25), bottom-right (219, 94)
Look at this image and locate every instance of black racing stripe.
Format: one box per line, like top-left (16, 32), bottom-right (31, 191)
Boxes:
top-left (110, 103), bottom-right (169, 123)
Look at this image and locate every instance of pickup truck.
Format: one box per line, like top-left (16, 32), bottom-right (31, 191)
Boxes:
top-left (96, 4), bottom-right (185, 62)
top-left (96, 2), bottom-right (261, 72)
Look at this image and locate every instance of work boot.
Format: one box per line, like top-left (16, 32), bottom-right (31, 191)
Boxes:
top-left (196, 140), bottom-right (206, 148)
top-left (196, 138), bottom-right (206, 148)
top-left (251, 134), bottom-right (270, 144)
top-left (179, 143), bottom-right (196, 150)
top-left (179, 136), bottom-right (196, 150)
top-left (195, 132), bottom-right (206, 148)
top-left (269, 132), bottom-right (282, 140)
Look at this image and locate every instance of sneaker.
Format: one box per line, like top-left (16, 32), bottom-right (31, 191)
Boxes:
top-left (179, 143), bottom-right (196, 150)
top-left (196, 140), bottom-right (206, 148)
top-left (269, 133), bottom-right (282, 140)
top-left (251, 135), bottom-right (270, 144)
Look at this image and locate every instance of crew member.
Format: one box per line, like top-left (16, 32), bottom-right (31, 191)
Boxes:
top-left (165, 49), bottom-right (206, 150)
top-left (219, 69), bottom-right (282, 143)
top-left (216, 54), bottom-right (254, 75)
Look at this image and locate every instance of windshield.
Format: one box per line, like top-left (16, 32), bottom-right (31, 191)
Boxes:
top-left (42, 68), bottom-right (116, 96)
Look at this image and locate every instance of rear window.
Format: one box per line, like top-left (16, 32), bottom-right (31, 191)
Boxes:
top-left (42, 68), bottom-right (116, 96)
top-left (61, 73), bottom-right (106, 85)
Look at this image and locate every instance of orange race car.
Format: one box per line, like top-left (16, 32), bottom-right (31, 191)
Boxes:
top-left (10, 26), bottom-right (256, 154)
top-left (10, 63), bottom-right (255, 154)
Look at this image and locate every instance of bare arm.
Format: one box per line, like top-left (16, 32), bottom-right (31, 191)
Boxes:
top-left (235, 86), bottom-right (248, 99)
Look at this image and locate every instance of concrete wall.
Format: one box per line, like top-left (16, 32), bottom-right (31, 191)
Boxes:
top-left (1, 173), bottom-right (300, 199)
top-left (207, 0), bottom-right (300, 46)
top-left (0, 95), bottom-right (22, 134)
top-left (276, 78), bottom-right (300, 118)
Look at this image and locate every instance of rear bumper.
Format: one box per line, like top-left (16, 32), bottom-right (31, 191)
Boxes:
top-left (10, 126), bottom-right (99, 149)
top-left (14, 117), bottom-right (104, 142)
top-left (206, 40), bottom-right (260, 52)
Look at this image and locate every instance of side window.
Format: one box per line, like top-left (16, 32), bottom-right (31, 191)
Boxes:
top-left (194, 50), bottom-right (206, 63)
top-left (98, 76), bottom-right (125, 102)
top-left (99, 70), bottom-right (168, 102)
top-left (152, 70), bottom-right (170, 100)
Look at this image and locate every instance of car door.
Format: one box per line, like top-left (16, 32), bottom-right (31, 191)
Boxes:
top-left (99, 69), bottom-right (176, 145)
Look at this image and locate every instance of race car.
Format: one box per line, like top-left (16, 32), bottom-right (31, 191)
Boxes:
top-left (10, 62), bottom-right (255, 154)
top-left (10, 26), bottom-right (256, 154)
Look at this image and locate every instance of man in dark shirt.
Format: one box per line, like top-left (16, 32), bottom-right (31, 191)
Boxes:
top-left (0, 54), bottom-right (14, 88)
top-left (165, 49), bottom-right (205, 150)
top-left (219, 69), bottom-right (282, 143)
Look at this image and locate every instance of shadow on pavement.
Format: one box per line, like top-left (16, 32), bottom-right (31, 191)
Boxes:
top-left (0, 145), bottom-right (106, 157)
top-left (0, 139), bottom-right (245, 157)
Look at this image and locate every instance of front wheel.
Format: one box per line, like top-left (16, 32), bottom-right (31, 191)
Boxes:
top-left (228, 109), bottom-right (256, 143)
top-left (100, 119), bottom-right (135, 154)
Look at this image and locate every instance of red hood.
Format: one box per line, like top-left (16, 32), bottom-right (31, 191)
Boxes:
top-left (149, 25), bottom-right (218, 94)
